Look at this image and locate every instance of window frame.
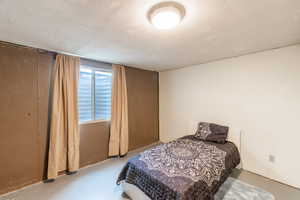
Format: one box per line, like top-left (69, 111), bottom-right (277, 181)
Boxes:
top-left (78, 65), bottom-right (112, 125)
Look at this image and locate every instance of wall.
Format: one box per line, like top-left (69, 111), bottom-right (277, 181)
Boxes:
top-left (0, 42), bottom-right (159, 195)
top-left (0, 43), bottom-right (53, 194)
top-left (160, 44), bottom-right (300, 189)
top-left (126, 67), bottom-right (159, 150)
top-left (79, 122), bottom-right (110, 167)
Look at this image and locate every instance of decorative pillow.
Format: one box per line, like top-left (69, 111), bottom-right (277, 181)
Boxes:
top-left (194, 122), bottom-right (229, 143)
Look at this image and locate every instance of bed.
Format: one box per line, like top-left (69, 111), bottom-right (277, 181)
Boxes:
top-left (117, 134), bottom-right (240, 200)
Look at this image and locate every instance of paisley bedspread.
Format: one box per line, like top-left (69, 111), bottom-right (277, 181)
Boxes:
top-left (117, 135), bottom-right (240, 200)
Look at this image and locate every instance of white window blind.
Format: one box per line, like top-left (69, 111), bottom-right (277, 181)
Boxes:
top-left (78, 66), bottom-right (112, 122)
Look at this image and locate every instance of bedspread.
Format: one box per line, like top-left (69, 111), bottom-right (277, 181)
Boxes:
top-left (117, 135), bottom-right (240, 200)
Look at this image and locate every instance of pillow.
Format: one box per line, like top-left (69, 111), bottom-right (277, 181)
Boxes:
top-left (194, 122), bottom-right (229, 143)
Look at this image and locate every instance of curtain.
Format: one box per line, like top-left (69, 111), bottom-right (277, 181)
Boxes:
top-left (109, 64), bottom-right (129, 156)
top-left (47, 54), bottom-right (80, 179)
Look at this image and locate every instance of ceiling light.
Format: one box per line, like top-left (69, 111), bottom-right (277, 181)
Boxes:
top-left (148, 2), bottom-right (185, 30)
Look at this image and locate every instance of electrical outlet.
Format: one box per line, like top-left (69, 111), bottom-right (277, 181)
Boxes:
top-left (269, 155), bottom-right (275, 163)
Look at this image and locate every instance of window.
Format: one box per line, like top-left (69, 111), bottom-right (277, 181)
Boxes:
top-left (78, 66), bottom-right (112, 123)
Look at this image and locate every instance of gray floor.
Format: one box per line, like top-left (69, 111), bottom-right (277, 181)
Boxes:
top-left (230, 169), bottom-right (300, 200)
top-left (1, 146), bottom-right (300, 200)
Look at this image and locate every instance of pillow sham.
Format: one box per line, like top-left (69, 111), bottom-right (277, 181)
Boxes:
top-left (194, 122), bottom-right (229, 144)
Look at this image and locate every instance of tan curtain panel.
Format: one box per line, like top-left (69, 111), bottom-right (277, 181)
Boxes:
top-left (48, 54), bottom-right (80, 179)
top-left (109, 64), bottom-right (129, 156)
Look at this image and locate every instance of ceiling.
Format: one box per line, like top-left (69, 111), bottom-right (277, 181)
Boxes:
top-left (0, 0), bottom-right (300, 71)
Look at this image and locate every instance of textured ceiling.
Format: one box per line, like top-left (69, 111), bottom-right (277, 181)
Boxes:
top-left (0, 0), bottom-right (300, 71)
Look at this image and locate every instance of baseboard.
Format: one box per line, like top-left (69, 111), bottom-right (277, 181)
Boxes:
top-left (243, 169), bottom-right (300, 190)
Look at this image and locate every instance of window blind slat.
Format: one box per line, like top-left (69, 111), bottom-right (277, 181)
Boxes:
top-left (78, 69), bottom-right (93, 122)
top-left (78, 66), bottom-right (112, 122)
top-left (95, 72), bottom-right (112, 120)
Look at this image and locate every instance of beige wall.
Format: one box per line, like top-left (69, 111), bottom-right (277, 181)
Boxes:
top-left (160, 44), bottom-right (300, 189)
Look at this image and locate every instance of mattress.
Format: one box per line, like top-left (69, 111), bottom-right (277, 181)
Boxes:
top-left (122, 181), bottom-right (151, 200)
top-left (117, 135), bottom-right (240, 200)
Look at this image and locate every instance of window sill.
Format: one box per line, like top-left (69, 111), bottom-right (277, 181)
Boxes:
top-left (79, 120), bottom-right (110, 125)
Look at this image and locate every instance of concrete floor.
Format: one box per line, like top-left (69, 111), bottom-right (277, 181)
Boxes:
top-left (1, 146), bottom-right (300, 200)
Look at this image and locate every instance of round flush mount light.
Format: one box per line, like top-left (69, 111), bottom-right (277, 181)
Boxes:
top-left (148, 2), bottom-right (185, 30)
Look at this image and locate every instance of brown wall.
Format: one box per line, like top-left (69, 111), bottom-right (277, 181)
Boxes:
top-left (0, 44), bottom-right (53, 194)
top-left (126, 67), bottom-right (159, 150)
top-left (79, 122), bottom-right (110, 167)
top-left (0, 42), bottom-right (159, 195)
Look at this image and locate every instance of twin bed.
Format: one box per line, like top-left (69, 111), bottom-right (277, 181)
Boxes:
top-left (117, 123), bottom-right (241, 200)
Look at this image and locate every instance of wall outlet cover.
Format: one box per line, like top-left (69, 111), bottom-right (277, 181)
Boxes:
top-left (269, 155), bottom-right (275, 163)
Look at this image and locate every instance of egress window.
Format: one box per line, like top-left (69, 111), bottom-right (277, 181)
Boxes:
top-left (78, 66), bottom-right (112, 123)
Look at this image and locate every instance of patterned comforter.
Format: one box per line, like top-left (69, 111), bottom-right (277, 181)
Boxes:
top-left (117, 135), bottom-right (240, 200)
